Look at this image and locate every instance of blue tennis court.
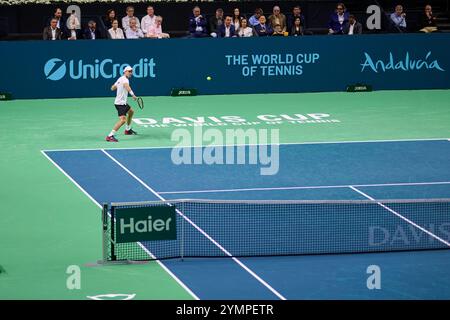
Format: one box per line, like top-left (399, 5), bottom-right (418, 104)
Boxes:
top-left (43, 139), bottom-right (450, 299)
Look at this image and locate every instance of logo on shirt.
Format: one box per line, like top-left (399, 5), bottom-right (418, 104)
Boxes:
top-left (43, 57), bottom-right (156, 81)
top-left (44, 58), bottom-right (67, 81)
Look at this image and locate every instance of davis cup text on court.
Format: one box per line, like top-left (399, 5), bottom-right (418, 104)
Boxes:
top-left (176, 304), bottom-right (274, 317)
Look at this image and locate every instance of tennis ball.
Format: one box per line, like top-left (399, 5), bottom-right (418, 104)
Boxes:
top-left (207, 76), bottom-right (212, 81)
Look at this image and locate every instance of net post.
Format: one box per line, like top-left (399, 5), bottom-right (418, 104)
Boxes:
top-left (180, 202), bottom-right (184, 261)
top-left (101, 203), bottom-right (109, 263)
top-left (110, 205), bottom-right (117, 261)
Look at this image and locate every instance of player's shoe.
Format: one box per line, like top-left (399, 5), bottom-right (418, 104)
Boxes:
top-left (124, 128), bottom-right (137, 135)
top-left (106, 135), bottom-right (118, 142)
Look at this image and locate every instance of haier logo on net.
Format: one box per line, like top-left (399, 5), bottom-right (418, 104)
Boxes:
top-left (44, 58), bottom-right (156, 81)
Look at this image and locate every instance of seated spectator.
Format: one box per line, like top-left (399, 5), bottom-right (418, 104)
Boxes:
top-left (268, 6), bottom-right (287, 32)
top-left (328, 3), bottom-right (349, 34)
top-left (122, 6), bottom-right (140, 32)
top-left (218, 16), bottom-right (236, 38)
top-left (238, 18), bottom-right (253, 37)
top-left (83, 20), bottom-right (103, 40)
top-left (390, 5), bottom-right (407, 32)
top-left (125, 17), bottom-right (144, 39)
top-left (232, 8), bottom-right (243, 34)
top-left (108, 19), bottom-right (125, 39)
top-left (46, 7), bottom-right (67, 37)
top-left (249, 8), bottom-right (264, 27)
top-left (254, 15), bottom-right (273, 37)
top-left (43, 18), bottom-right (62, 40)
top-left (287, 6), bottom-right (306, 32)
top-left (146, 16), bottom-right (170, 39)
top-left (188, 6), bottom-right (208, 38)
top-left (290, 17), bottom-right (303, 36)
top-left (419, 5), bottom-right (438, 33)
top-left (209, 8), bottom-right (224, 37)
top-left (343, 14), bottom-right (362, 34)
top-left (272, 24), bottom-right (285, 36)
top-left (66, 10), bottom-right (81, 40)
top-left (141, 6), bottom-right (156, 37)
top-left (103, 9), bottom-right (117, 30)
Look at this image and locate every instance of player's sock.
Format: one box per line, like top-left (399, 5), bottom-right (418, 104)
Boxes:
top-left (125, 125), bottom-right (131, 131)
top-left (108, 130), bottom-right (116, 137)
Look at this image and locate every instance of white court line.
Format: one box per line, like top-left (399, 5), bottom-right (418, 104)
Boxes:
top-left (159, 181), bottom-right (450, 195)
top-left (40, 150), bottom-right (200, 300)
top-left (349, 186), bottom-right (450, 247)
top-left (41, 137), bottom-right (450, 152)
top-left (101, 149), bottom-right (287, 300)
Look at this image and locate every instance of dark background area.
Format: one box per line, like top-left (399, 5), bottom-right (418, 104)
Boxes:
top-left (0, 0), bottom-right (449, 39)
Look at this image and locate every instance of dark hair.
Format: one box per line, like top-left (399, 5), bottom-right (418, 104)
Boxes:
top-left (349, 14), bottom-right (355, 19)
top-left (336, 3), bottom-right (346, 10)
top-left (233, 8), bottom-right (241, 18)
top-left (255, 8), bottom-right (263, 15)
top-left (106, 9), bottom-right (115, 19)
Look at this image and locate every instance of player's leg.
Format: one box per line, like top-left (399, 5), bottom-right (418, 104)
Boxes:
top-left (106, 104), bottom-right (129, 142)
top-left (106, 116), bottom-right (126, 142)
top-left (124, 106), bottom-right (137, 135)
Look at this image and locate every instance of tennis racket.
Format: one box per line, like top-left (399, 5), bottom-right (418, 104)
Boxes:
top-left (136, 97), bottom-right (144, 110)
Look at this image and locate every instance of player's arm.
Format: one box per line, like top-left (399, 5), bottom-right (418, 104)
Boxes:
top-left (124, 82), bottom-right (137, 100)
top-left (111, 83), bottom-right (117, 91)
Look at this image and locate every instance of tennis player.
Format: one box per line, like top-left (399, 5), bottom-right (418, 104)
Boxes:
top-left (106, 65), bottom-right (137, 142)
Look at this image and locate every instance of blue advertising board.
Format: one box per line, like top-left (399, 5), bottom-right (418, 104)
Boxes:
top-left (0, 33), bottom-right (449, 99)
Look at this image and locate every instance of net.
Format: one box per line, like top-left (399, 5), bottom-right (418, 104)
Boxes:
top-left (101, 199), bottom-right (450, 262)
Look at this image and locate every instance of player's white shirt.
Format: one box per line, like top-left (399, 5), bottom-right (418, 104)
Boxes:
top-left (114, 75), bottom-right (130, 105)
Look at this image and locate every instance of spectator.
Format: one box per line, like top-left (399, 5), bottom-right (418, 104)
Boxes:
top-left (328, 3), bottom-right (349, 34)
top-left (343, 14), bottom-right (362, 35)
top-left (125, 17), bottom-right (144, 39)
top-left (103, 9), bottom-right (117, 30)
top-left (146, 16), bottom-right (170, 39)
top-left (231, 8), bottom-right (243, 34)
top-left (419, 5), bottom-right (438, 33)
top-left (390, 5), bottom-right (407, 32)
top-left (209, 8), bottom-right (224, 37)
top-left (218, 16), bottom-right (236, 38)
top-left (268, 6), bottom-right (287, 32)
top-left (141, 6), bottom-right (156, 36)
top-left (122, 6), bottom-right (140, 32)
top-left (272, 24), bottom-right (285, 36)
top-left (238, 18), bottom-right (253, 37)
top-left (108, 19), bottom-right (125, 39)
top-left (43, 18), bottom-right (62, 40)
top-left (46, 7), bottom-right (67, 37)
top-left (188, 6), bottom-right (208, 38)
top-left (254, 15), bottom-right (273, 37)
top-left (66, 9), bottom-right (81, 40)
top-left (290, 17), bottom-right (303, 36)
top-left (249, 8), bottom-right (264, 27)
top-left (83, 20), bottom-right (103, 40)
top-left (287, 6), bottom-right (306, 32)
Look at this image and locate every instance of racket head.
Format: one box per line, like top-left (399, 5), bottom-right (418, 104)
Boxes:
top-left (137, 97), bottom-right (144, 110)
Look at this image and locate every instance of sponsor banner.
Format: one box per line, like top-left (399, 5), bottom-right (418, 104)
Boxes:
top-left (0, 34), bottom-right (449, 99)
top-left (115, 206), bottom-right (177, 243)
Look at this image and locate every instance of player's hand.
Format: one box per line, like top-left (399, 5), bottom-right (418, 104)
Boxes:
top-left (132, 95), bottom-right (137, 100)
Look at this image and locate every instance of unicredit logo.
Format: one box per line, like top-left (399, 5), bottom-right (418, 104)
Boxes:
top-left (44, 58), bottom-right (156, 81)
top-left (44, 58), bottom-right (67, 81)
